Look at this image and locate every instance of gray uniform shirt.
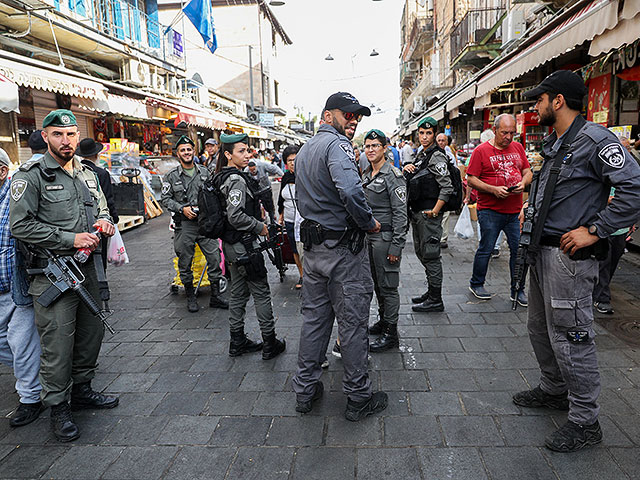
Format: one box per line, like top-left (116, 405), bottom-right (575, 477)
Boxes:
top-left (161, 164), bottom-right (210, 214)
top-left (219, 169), bottom-right (265, 237)
top-left (296, 124), bottom-right (375, 231)
top-left (536, 116), bottom-right (640, 237)
top-left (245, 160), bottom-right (283, 191)
top-left (363, 162), bottom-right (408, 257)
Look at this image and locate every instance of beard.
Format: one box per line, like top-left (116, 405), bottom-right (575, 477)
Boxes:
top-left (49, 143), bottom-right (75, 162)
top-left (538, 105), bottom-right (556, 127)
top-left (331, 117), bottom-right (348, 138)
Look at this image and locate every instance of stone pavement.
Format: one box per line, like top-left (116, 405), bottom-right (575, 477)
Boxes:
top-left (1, 213), bottom-right (639, 480)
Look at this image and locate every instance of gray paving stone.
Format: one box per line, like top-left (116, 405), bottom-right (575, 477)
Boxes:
top-left (471, 324), bottom-right (516, 337)
top-left (489, 351), bottom-right (539, 369)
top-left (439, 416), bottom-right (504, 446)
top-left (266, 416), bottom-right (324, 446)
top-left (147, 355), bottom-right (197, 373)
top-left (432, 324), bottom-right (476, 337)
top-left (415, 447), bottom-right (488, 480)
top-left (383, 415), bottom-right (442, 446)
top-left (0, 417), bottom-right (55, 445)
top-left (0, 445), bottom-right (14, 462)
top-left (209, 416), bottom-right (271, 448)
top-left (189, 355), bottom-right (236, 373)
top-left (498, 415), bottom-right (557, 446)
top-left (473, 369), bottom-right (529, 392)
top-left (544, 446), bottom-right (627, 480)
top-left (70, 411), bottom-right (120, 445)
top-left (105, 373), bottom-right (160, 393)
top-left (326, 417), bottom-right (382, 446)
top-left (148, 372), bottom-right (202, 392)
top-left (164, 446), bottom-right (235, 480)
top-left (460, 337), bottom-right (506, 352)
top-left (102, 446), bottom-right (178, 480)
top-left (379, 370), bottom-right (428, 391)
top-left (427, 368), bottom-right (478, 391)
top-left (292, 447), bottom-right (355, 480)
top-left (357, 447), bottom-right (423, 479)
top-left (102, 356), bottom-right (157, 373)
top-left (446, 352), bottom-right (495, 369)
top-left (252, 392), bottom-right (298, 416)
top-left (152, 392), bottom-right (211, 415)
top-left (157, 415), bottom-right (220, 445)
top-left (192, 371), bottom-right (245, 392)
top-left (101, 392), bottom-right (165, 416)
top-left (45, 445), bottom-right (123, 479)
top-left (608, 447), bottom-right (640, 479)
top-left (460, 391), bottom-right (521, 415)
top-left (226, 446), bottom-right (294, 480)
top-left (102, 415), bottom-right (168, 445)
top-left (480, 446), bottom-right (554, 480)
top-left (238, 372), bottom-right (289, 391)
top-left (0, 445), bottom-right (66, 479)
top-left (204, 392), bottom-right (259, 416)
top-left (419, 337), bottom-right (464, 352)
top-left (408, 392), bottom-right (464, 415)
top-left (402, 352), bottom-right (448, 370)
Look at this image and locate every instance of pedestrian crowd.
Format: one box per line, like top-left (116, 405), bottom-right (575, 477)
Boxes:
top-left (1, 71), bottom-right (640, 455)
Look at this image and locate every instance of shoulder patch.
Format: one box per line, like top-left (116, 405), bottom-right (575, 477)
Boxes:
top-left (391, 166), bottom-right (403, 177)
top-left (433, 162), bottom-right (448, 177)
top-left (229, 189), bottom-right (242, 207)
top-left (338, 143), bottom-right (355, 161)
top-left (598, 143), bottom-right (626, 169)
top-left (161, 182), bottom-right (171, 195)
top-left (394, 186), bottom-right (407, 203)
top-left (11, 179), bottom-right (28, 201)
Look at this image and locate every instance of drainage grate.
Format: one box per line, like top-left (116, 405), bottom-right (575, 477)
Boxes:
top-left (597, 317), bottom-right (640, 346)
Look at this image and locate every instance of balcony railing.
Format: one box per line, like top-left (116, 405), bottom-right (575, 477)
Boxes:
top-left (450, 6), bottom-right (506, 63)
top-left (53, 0), bottom-right (185, 68)
top-left (402, 14), bottom-right (434, 62)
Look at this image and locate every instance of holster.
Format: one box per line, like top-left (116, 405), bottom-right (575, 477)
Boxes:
top-left (300, 220), bottom-right (324, 251)
top-left (237, 234), bottom-right (267, 278)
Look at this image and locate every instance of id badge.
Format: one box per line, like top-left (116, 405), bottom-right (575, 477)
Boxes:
top-left (567, 328), bottom-right (589, 343)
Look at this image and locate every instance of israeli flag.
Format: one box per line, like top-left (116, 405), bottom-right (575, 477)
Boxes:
top-left (183, 0), bottom-right (217, 54)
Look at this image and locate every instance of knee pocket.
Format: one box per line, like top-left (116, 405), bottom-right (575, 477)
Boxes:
top-left (550, 296), bottom-right (594, 340)
top-left (340, 281), bottom-right (372, 327)
top-left (421, 236), bottom-right (441, 260)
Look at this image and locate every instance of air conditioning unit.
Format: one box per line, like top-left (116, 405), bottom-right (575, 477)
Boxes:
top-left (121, 59), bottom-right (150, 87)
top-left (150, 72), bottom-right (166, 92)
top-left (195, 86), bottom-right (209, 105)
top-left (413, 96), bottom-right (424, 112)
top-left (167, 77), bottom-right (182, 98)
top-left (502, 9), bottom-right (525, 47)
top-left (407, 61), bottom-right (420, 72)
top-left (248, 111), bottom-right (259, 122)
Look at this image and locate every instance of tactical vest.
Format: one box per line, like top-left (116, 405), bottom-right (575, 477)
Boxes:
top-left (219, 168), bottom-right (263, 244)
top-left (406, 145), bottom-right (442, 213)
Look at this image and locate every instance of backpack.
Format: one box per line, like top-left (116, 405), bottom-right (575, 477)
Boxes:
top-left (442, 161), bottom-right (463, 213)
top-left (407, 147), bottom-right (463, 213)
top-left (197, 175), bottom-right (227, 239)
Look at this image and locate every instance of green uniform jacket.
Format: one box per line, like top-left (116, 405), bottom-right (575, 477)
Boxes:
top-left (9, 152), bottom-right (111, 256)
top-left (161, 164), bottom-right (210, 214)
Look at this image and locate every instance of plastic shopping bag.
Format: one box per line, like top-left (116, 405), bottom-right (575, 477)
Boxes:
top-left (454, 205), bottom-right (475, 240)
top-left (107, 227), bottom-right (130, 266)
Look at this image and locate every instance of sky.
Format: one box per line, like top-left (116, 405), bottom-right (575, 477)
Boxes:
top-left (268, 0), bottom-right (403, 136)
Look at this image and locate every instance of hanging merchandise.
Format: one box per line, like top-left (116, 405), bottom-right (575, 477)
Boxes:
top-left (94, 118), bottom-right (107, 142)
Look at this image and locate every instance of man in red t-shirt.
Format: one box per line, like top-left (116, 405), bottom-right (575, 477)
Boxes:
top-left (466, 114), bottom-right (533, 304)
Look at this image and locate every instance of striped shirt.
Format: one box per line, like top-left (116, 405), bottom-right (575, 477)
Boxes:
top-left (0, 178), bottom-right (14, 292)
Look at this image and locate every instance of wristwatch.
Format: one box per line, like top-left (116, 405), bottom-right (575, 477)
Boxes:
top-left (588, 224), bottom-right (598, 236)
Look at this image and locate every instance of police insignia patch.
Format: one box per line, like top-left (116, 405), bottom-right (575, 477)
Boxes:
top-left (395, 186), bottom-right (407, 203)
top-left (598, 143), bottom-right (625, 168)
top-left (11, 179), bottom-right (27, 201)
top-left (229, 189), bottom-right (242, 207)
top-left (339, 143), bottom-right (355, 161)
top-left (434, 162), bottom-right (448, 176)
top-left (86, 179), bottom-right (97, 189)
top-left (161, 182), bottom-right (171, 195)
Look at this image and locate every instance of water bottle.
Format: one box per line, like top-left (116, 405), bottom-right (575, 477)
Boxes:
top-left (74, 226), bottom-right (103, 263)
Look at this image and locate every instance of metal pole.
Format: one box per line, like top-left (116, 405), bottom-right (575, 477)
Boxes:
top-left (248, 45), bottom-right (254, 109)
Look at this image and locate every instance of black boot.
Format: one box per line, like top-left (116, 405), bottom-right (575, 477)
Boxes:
top-left (262, 331), bottom-right (286, 360)
top-left (370, 323), bottom-right (399, 352)
top-left (184, 283), bottom-right (199, 313)
top-left (209, 282), bottom-right (229, 309)
top-left (229, 330), bottom-right (263, 357)
top-left (9, 401), bottom-right (45, 427)
top-left (412, 288), bottom-right (444, 312)
top-left (50, 402), bottom-right (80, 442)
top-left (411, 290), bottom-right (430, 304)
top-left (369, 319), bottom-right (387, 336)
top-left (70, 382), bottom-right (119, 410)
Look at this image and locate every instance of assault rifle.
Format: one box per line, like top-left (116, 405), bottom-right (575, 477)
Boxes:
top-left (512, 198), bottom-right (535, 311)
top-left (27, 250), bottom-right (116, 334)
top-left (237, 224), bottom-right (288, 282)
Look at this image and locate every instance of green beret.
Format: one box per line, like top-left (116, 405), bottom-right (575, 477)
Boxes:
top-left (220, 133), bottom-right (249, 144)
top-left (175, 135), bottom-right (195, 148)
top-left (42, 109), bottom-right (77, 128)
top-left (364, 129), bottom-right (386, 143)
top-left (417, 116), bottom-right (437, 130)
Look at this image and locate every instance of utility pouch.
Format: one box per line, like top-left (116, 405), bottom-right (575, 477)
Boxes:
top-left (345, 229), bottom-right (366, 255)
top-left (300, 220), bottom-right (324, 251)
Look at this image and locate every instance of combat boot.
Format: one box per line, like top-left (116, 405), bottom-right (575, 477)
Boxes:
top-left (411, 290), bottom-right (430, 304)
top-left (50, 402), bottom-right (80, 442)
top-left (412, 288), bottom-right (444, 312)
top-left (369, 319), bottom-right (387, 336)
top-left (370, 323), bottom-right (399, 352)
top-left (71, 382), bottom-right (119, 410)
top-left (184, 282), bottom-right (199, 313)
top-left (229, 330), bottom-right (263, 356)
top-left (209, 282), bottom-right (229, 309)
top-left (345, 391), bottom-right (388, 422)
top-left (262, 331), bottom-right (286, 360)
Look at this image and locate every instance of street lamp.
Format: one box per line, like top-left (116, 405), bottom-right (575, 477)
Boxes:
top-left (370, 49), bottom-right (379, 57)
top-left (325, 54), bottom-right (334, 61)
top-left (269, 1), bottom-right (285, 6)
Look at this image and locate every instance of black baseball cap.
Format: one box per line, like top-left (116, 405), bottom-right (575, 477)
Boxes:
top-left (28, 130), bottom-right (47, 151)
top-left (324, 92), bottom-right (371, 116)
top-left (523, 70), bottom-right (587, 101)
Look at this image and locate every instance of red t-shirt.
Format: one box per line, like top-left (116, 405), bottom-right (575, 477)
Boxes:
top-left (466, 141), bottom-right (530, 214)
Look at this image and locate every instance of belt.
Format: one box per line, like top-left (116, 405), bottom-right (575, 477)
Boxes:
top-left (540, 235), bottom-right (562, 247)
top-left (323, 229), bottom-right (346, 240)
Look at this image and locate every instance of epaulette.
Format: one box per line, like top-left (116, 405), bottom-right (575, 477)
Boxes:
top-left (391, 166), bottom-right (403, 177)
top-left (582, 122), bottom-right (614, 145)
top-left (19, 159), bottom-right (41, 172)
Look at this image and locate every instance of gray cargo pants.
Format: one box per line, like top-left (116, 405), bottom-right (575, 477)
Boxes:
top-left (528, 246), bottom-right (601, 425)
top-left (292, 241), bottom-right (374, 403)
top-left (174, 220), bottom-right (223, 285)
top-left (368, 235), bottom-right (401, 325)
top-left (411, 211), bottom-right (443, 290)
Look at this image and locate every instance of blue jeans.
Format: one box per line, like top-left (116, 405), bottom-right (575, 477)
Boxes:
top-left (0, 291), bottom-right (41, 403)
top-left (470, 209), bottom-right (521, 291)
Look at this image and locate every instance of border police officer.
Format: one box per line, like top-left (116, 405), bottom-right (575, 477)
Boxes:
top-left (512, 71), bottom-right (640, 452)
top-left (214, 133), bottom-right (286, 360)
top-left (161, 135), bottom-right (227, 313)
top-left (404, 117), bottom-right (453, 313)
top-left (10, 109), bottom-right (119, 442)
top-left (292, 92), bottom-right (388, 421)
top-left (362, 129), bottom-right (408, 352)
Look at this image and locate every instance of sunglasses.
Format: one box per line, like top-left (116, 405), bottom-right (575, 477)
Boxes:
top-left (341, 111), bottom-right (363, 122)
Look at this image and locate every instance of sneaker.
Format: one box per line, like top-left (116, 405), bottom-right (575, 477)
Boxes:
top-left (491, 249), bottom-right (500, 258)
top-left (545, 420), bottom-right (602, 452)
top-left (9, 401), bottom-right (45, 427)
top-left (440, 241), bottom-right (449, 249)
top-left (331, 341), bottom-right (341, 359)
top-left (295, 381), bottom-right (324, 414)
top-left (510, 290), bottom-right (528, 307)
top-left (345, 391), bottom-right (388, 422)
top-left (321, 358), bottom-right (330, 369)
top-left (512, 386), bottom-right (569, 410)
top-left (594, 301), bottom-right (614, 314)
top-left (469, 285), bottom-right (493, 300)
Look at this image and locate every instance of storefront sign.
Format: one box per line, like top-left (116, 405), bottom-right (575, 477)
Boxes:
top-left (587, 73), bottom-right (610, 126)
top-left (172, 31), bottom-right (184, 58)
top-left (613, 40), bottom-right (639, 75)
top-left (259, 113), bottom-right (275, 127)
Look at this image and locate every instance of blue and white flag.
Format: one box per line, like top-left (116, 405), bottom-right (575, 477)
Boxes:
top-left (183, 0), bottom-right (217, 54)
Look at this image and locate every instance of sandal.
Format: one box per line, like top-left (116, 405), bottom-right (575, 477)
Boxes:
top-left (295, 277), bottom-right (303, 289)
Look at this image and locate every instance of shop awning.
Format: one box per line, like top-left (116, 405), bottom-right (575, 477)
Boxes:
top-left (0, 73), bottom-right (19, 113)
top-left (174, 107), bottom-right (227, 130)
top-left (446, 82), bottom-right (476, 112)
top-left (0, 57), bottom-right (108, 101)
top-left (227, 121), bottom-right (269, 139)
top-left (589, 0), bottom-right (640, 56)
top-left (476, 0), bottom-right (619, 98)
